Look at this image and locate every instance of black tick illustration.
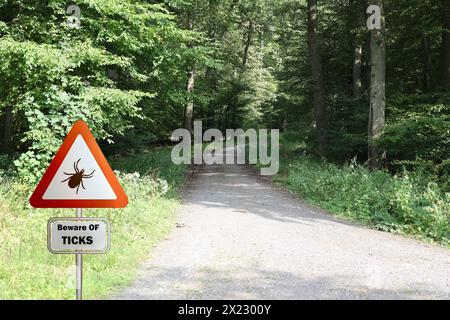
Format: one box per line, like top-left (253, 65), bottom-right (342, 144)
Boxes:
top-left (61, 158), bottom-right (95, 194)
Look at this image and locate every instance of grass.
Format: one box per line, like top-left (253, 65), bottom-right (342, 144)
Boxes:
top-left (274, 132), bottom-right (450, 246)
top-left (1, 134), bottom-right (448, 299)
top-left (0, 147), bottom-right (186, 299)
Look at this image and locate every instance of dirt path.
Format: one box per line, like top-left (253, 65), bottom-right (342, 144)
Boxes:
top-left (115, 148), bottom-right (449, 300)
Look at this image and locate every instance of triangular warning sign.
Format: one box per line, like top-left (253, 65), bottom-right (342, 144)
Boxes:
top-left (30, 120), bottom-right (128, 208)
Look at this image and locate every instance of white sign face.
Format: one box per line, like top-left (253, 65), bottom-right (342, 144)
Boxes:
top-left (43, 135), bottom-right (117, 200)
top-left (48, 218), bottom-right (110, 254)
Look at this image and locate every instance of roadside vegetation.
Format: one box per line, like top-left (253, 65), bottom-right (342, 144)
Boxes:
top-left (275, 133), bottom-right (449, 246)
top-left (0, 148), bottom-right (186, 299)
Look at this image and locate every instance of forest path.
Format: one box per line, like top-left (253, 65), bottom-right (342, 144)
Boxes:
top-left (115, 147), bottom-right (450, 300)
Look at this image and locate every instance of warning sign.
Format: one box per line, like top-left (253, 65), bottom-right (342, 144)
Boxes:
top-left (48, 217), bottom-right (110, 254)
top-left (29, 120), bottom-right (128, 208)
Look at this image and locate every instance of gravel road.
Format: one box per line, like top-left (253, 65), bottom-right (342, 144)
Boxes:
top-left (115, 148), bottom-right (450, 300)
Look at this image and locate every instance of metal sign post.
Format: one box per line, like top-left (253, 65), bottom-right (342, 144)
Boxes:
top-left (76, 208), bottom-right (83, 300)
top-left (46, 216), bottom-right (110, 299)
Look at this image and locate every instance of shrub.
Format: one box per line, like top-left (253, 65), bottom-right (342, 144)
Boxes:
top-left (282, 156), bottom-right (450, 245)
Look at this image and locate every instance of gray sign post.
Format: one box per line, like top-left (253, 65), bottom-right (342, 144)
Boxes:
top-left (76, 208), bottom-right (83, 300)
top-left (47, 215), bottom-right (111, 300)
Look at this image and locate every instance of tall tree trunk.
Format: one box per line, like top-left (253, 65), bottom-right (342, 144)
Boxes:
top-left (242, 21), bottom-right (253, 67)
top-left (205, 66), bottom-right (216, 128)
top-left (440, 0), bottom-right (450, 90)
top-left (307, 0), bottom-right (327, 156)
top-left (353, 44), bottom-right (363, 98)
top-left (184, 11), bottom-right (195, 134)
top-left (363, 37), bottom-right (371, 94)
top-left (2, 106), bottom-right (13, 152)
top-left (368, 0), bottom-right (385, 169)
top-left (422, 34), bottom-right (435, 91)
top-left (184, 67), bottom-right (195, 134)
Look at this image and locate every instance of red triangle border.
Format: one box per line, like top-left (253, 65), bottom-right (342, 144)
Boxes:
top-left (29, 120), bottom-right (128, 208)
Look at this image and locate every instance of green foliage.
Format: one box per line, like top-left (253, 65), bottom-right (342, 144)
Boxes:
top-left (0, 0), bottom-right (202, 181)
top-left (277, 133), bottom-right (450, 245)
top-left (0, 147), bottom-right (186, 299)
top-left (320, 97), bottom-right (369, 162)
top-left (381, 93), bottom-right (450, 168)
top-left (109, 147), bottom-right (187, 190)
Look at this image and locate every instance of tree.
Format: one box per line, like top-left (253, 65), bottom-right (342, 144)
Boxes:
top-left (440, 0), bottom-right (450, 90)
top-left (422, 33), bottom-right (435, 90)
top-left (242, 19), bottom-right (253, 67)
top-left (0, 0), bottom-right (194, 181)
top-left (184, 9), bottom-right (195, 134)
top-left (1, 105), bottom-right (12, 152)
top-left (353, 44), bottom-right (363, 98)
top-left (368, 0), bottom-right (385, 169)
top-left (349, 0), bottom-right (367, 98)
top-left (307, 0), bottom-right (327, 156)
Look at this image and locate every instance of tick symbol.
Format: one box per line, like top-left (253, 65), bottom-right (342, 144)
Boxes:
top-left (61, 158), bottom-right (95, 194)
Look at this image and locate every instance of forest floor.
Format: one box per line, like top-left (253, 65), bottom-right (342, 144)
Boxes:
top-left (114, 147), bottom-right (450, 300)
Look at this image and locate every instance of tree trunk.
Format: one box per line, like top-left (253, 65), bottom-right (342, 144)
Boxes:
top-left (353, 44), bottom-right (363, 98)
top-left (184, 67), bottom-right (196, 134)
top-left (422, 34), bottom-right (434, 90)
top-left (363, 37), bottom-right (371, 94)
top-left (307, 0), bottom-right (327, 156)
top-left (440, 0), bottom-right (450, 90)
top-left (2, 106), bottom-right (13, 153)
top-left (368, 0), bottom-right (385, 169)
top-left (184, 11), bottom-right (195, 134)
top-left (242, 21), bottom-right (253, 67)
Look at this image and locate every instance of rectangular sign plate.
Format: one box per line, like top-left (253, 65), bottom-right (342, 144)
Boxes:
top-left (47, 217), bottom-right (110, 254)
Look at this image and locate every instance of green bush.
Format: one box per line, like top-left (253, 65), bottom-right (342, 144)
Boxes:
top-left (380, 93), bottom-right (450, 169)
top-left (279, 156), bottom-right (449, 245)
